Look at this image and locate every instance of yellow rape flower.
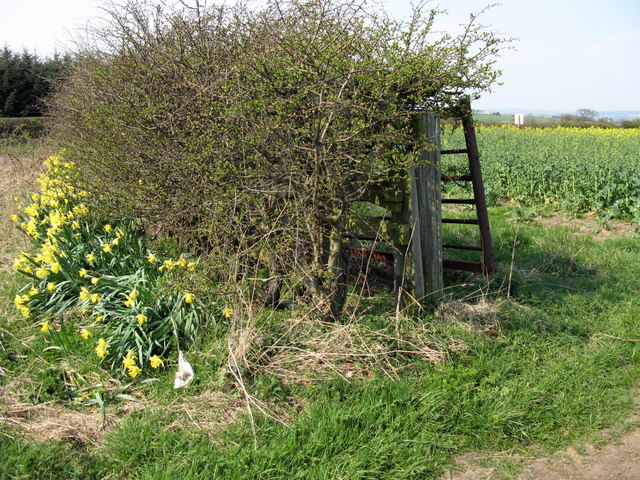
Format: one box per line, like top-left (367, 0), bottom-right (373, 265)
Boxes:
top-left (40, 321), bottom-right (51, 333)
top-left (183, 292), bottom-right (194, 304)
top-left (80, 328), bottom-right (92, 340)
top-left (149, 355), bottom-right (163, 369)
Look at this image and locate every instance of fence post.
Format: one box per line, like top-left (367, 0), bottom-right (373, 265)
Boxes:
top-left (407, 112), bottom-right (443, 307)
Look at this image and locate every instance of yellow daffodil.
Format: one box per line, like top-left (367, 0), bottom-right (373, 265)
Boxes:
top-left (14, 294), bottom-right (29, 309)
top-left (149, 355), bottom-right (163, 369)
top-left (49, 262), bottom-right (61, 274)
top-left (29, 286), bottom-right (39, 296)
top-left (11, 214), bottom-right (18, 222)
top-left (85, 253), bottom-right (96, 264)
top-left (90, 293), bottom-right (100, 303)
top-left (40, 321), bottom-right (51, 333)
top-left (79, 268), bottom-right (88, 278)
top-left (183, 292), bottom-right (194, 304)
top-left (80, 328), bottom-right (92, 340)
top-left (124, 289), bottom-right (137, 308)
top-left (46, 282), bottom-right (56, 291)
top-left (79, 287), bottom-right (90, 302)
top-left (91, 277), bottom-right (99, 285)
top-left (222, 307), bottom-right (233, 318)
top-left (147, 252), bottom-right (157, 263)
top-left (35, 267), bottom-right (49, 278)
top-left (96, 338), bottom-right (109, 358)
top-left (127, 365), bottom-right (142, 378)
top-left (136, 313), bottom-right (148, 325)
top-left (178, 258), bottom-right (186, 268)
top-left (187, 261), bottom-right (196, 271)
top-left (102, 244), bottom-right (112, 253)
top-left (104, 224), bottom-right (112, 233)
top-left (111, 237), bottom-right (119, 246)
top-left (122, 350), bottom-right (137, 368)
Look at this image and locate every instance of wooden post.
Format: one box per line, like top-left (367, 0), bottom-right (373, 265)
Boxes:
top-left (407, 112), bottom-right (443, 306)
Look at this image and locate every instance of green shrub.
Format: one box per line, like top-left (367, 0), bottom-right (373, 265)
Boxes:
top-left (50, 0), bottom-right (508, 318)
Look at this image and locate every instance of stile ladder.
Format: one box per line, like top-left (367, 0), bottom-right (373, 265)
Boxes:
top-left (440, 97), bottom-right (496, 274)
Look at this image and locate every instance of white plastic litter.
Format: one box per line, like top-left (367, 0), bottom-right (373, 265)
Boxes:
top-left (173, 351), bottom-right (194, 389)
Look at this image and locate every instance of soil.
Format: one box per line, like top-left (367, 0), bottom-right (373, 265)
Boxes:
top-left (533, 211), bottom-right (638, 241)
top-left (442, 397), bottom-right (640, 480)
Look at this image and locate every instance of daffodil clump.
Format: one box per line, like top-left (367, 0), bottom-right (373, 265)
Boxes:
top-left (13, 153), bottom-right (229, 378)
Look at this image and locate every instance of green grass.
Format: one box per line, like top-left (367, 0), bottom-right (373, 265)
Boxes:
top-left (2, 205), bottom-right (639, 479)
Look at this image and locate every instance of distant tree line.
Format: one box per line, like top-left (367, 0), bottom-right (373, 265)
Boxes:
top-left (0, 47), bottom-right (72, 117)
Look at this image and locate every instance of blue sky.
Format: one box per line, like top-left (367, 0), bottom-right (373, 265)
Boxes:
top-left (1, 0), bottom-right (639, 113)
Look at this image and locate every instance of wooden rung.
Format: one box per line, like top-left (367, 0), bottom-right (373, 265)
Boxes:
top-left (442, 198), bottom-right (476, 204)
top-left (443, 258), bottom-right (484, 272)
top-left (443, 244), bottom-right (483, 251)
top-left (440, 148), bottom-right (468, 155)
top-left (442, 218), bottom-right (479, 225)
top-left (441, 174), bottom-right (472, 182)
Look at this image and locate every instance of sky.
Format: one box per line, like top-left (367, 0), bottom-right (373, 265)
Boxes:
top-left (1, 0), bottom-right (639, 113)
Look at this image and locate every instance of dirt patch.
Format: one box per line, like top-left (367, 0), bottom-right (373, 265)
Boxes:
top-left (534, 212), bottom-right (638, 241)
top-left (442, 428), bottom-right (640, 480)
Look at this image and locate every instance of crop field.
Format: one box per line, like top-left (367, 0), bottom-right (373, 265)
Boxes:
top-left (441, 126), bottom-right (640, 222)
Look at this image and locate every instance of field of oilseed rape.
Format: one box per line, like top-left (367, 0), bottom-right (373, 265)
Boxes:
top-left (441, 126), bottom-right (640, 221)
top-left (12, 152), bottom-right (228, 381)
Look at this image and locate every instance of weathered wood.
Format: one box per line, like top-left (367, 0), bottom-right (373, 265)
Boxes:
top-left (459, 97), bottom-right (496, 274)
top-left (411, 112), bottom-right (443, 303)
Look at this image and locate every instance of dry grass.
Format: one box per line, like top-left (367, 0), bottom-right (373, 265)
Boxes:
top-left (435, 299), bottom-right (502, 334)
top-left (248, 316), bottom-right (447, 385)
top-left (0, 396), bottom-right (117, 446)
top-left (0, 145), bottom-right (50, 273)
top-left (162, 390), bottom-right (247, 442)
